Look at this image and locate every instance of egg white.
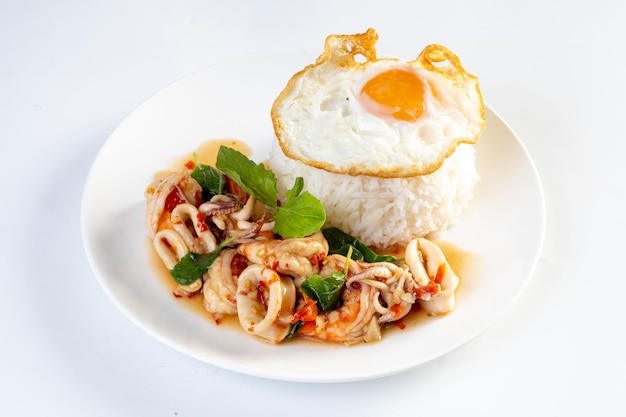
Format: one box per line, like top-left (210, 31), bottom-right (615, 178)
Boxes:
top-left (272, 29), bottom-right (485, 178)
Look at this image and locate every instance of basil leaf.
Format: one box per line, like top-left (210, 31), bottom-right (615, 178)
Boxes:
top-left (322, 227), bottom-right (398, 263)
top-left (300, 271), bottom-right (345, 312)
top-left (336, 244), bottom-right (364, 261)
top-left (285, 176), bottom-right (304, 202)
top-left (215, 146), bottom-right (326, 239)
top-left (191, 163), bottom-right (225, 200)
top-left (169, 238), bottom-right (234, 285)
top-left (215, 146), bottom-right (277, 208)
top-left (287, 321), bottom-right (304, 339)
top-left (274, 191), bottom-right (326, 238)
top-left (169, 252), bottom-right (216, 285)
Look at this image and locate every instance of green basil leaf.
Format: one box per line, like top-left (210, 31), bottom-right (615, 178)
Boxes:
top-left (215, 146), bottom-right (326, 239)
top-left (215, 146), bottom-right (278, 208)
top-left (169, 238), bottom-right (234, 285)
top-left (322, 227), bottom-right (398, 263)
top-left (191, 163), bottom-right (225, 200)
top-left (287, 321), bottom-right (304, 339)
top-left (336, 244), bottom-right (364, 261)
top-left (169, 252), bottom-right (216, 285)
top-left (285, 176), bottom-right (304, 202)
top-left (300, 271), bottom-right (345, 312)
top-left (273, 191), bottom-right (326, 238)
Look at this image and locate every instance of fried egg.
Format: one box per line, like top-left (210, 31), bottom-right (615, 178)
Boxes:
top-left (271, 28), bottom-right (485, 178)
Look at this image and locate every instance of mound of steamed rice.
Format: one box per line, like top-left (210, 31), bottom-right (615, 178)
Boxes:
top-left (268, 143), bottom-right (479, 249)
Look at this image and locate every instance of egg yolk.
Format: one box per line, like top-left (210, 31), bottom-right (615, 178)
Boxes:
top-left (360, 69), bottom-right (425, 122)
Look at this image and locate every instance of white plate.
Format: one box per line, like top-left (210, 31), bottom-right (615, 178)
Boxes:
top-left (81, 50), bottom-right (545, 383)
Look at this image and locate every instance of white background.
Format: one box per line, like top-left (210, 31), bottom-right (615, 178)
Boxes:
top-left (1, 1), bottom-right (624, 416)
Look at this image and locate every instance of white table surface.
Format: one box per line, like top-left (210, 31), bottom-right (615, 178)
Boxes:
top-left (2, 1), bottom-right (624, 415)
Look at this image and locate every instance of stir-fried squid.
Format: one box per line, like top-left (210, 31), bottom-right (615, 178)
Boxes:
top-left (146, 167), bottom-right (460, 345)
top-left (236, 264), bottom-right (296, 343)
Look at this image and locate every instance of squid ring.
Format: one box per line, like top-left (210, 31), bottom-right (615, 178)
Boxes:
top-left (236, 264), bottom-right (296, 343)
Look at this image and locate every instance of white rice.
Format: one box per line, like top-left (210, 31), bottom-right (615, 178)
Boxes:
top-left (268, 143), bottom-right (479, 249)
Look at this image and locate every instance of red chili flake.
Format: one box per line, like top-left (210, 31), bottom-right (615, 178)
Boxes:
top-left (298, 320), bottom-right (317, 336)
top-left (414, 283), bottom-right (439, 298)
top-left (309, 253), bottom-right (325, 266)
top-left (390, 303), bottom-right (404, 319)
top-left (230, 254), bottom-right (249, 276)
top-left (160, 237), bottom-right (173, 250)
top-left (196, 212), bottom-right (209, 232)
top-left (184, 160), bottom-right (196, 170)
top-left (164, 189), bottom-right (186, 212)
top-left (256, 281), bottom-right (269, 307)
top-left (434, 264), bottom-right (445, 284)
top-left (292, 300), bottom-right (318, 323)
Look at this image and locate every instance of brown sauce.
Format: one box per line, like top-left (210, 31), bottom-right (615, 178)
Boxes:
top-left (153, 138), bottom-right (251, 180)
top-left (185, 138), bottom-right (252, 167)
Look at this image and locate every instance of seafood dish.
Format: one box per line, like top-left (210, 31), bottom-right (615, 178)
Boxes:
top-left (144, 29), bottom-right (485, 345)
